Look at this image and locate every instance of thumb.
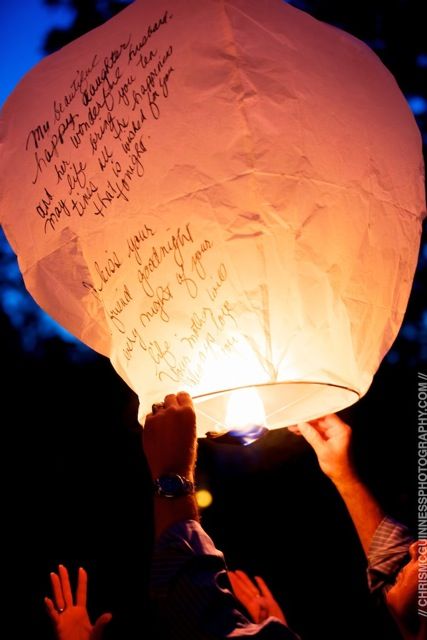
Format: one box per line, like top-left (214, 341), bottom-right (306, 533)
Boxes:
top-left (297, 421), bottom-right (325, 453)
top-left (92, 613), bottom-right (112, 640)
top-left (254, 575), bottom-right (274, 600)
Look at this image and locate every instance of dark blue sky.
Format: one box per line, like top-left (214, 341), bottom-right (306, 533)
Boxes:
top-left (0, 1), bottom-right (83, 347)
top-left (0, 0), bottom-right (75, 107)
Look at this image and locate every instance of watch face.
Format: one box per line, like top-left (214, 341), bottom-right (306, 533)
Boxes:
top-left (155, 474), bottom-right (194, 498)
top-left (159, 475), bottom-right (184, 497)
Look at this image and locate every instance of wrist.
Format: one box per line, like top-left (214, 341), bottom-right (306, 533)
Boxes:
top-left (154, 494), bottom-right (199, 538)
top-left (331, 468), bottom-right (362, 491)
top-left (324, 458), bottom-right (358, 487)
top-left (150, 466), bottom-right (195, 483)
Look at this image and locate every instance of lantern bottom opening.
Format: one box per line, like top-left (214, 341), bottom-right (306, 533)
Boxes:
top-left (193, 381), bottom-right (360, 437)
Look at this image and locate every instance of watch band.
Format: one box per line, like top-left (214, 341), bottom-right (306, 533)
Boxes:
top-left (153, 473), bottom-right (195, 498)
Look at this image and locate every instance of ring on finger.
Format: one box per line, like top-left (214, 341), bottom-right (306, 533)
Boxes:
top-left (152, 402), bottom-right (165, 414)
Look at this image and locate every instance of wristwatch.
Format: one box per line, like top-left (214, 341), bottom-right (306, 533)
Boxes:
top-left (153, 473), bottom-right (195, 498)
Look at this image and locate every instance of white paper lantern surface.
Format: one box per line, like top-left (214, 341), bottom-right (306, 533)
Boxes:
top-left (0, 0), bottom-right (425, 434)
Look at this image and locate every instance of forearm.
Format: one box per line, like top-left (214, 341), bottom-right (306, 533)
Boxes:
top-left (332, 472), bottom-right (385, 557)
top-left (154, 495), bottom-right (199, 539)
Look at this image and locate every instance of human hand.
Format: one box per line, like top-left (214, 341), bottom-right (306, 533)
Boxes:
top-left (45, 565), bottom-right (112, 640)
top-left (289, 414), bottom-right (355, 484)
top-left (228, 570), bottom-right (287, 625)
top-left (143, 392), bottom-right (197, 481)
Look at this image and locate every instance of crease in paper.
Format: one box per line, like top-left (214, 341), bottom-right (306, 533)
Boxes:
top-left (0, 0), bottom-right (425, 433)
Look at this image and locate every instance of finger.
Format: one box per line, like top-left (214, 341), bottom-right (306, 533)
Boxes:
top-left (255, 575), bottom-right (274, 599)
top-left (44, 596), bottom-right (60, 623)
top-left (176, 391), bottom-right (194, 408)
top-left (323, 413), bottom-right (347, 426)
top-left (287, 425), bottom-right (301, 435)
top-left (228, 571), bottom-right (250, 597)
top-left (234, 570), bottom-right (259, 594)
top-left (58, 565), bottom-right (74, 607)
top-left (307, 419), bottom-right (330, 438)
top-left (144, 407), bottom-right (165, 429)
top-left (230, 569), bottom-right (249, 589)
top-left (297, 421), bottom-right (326, 451)
top-left (164, 394), bottom-right (178, 408)
top-left (50, 571), bottom-right (65, 611)
top-left (76, 567), bottom-right (87, 607)
top-left (316, 414), bottom-right (349, 431)
top-left (92, 613), bottom-right (113, 640)
top-left (233, 570), bottom-right (259, 599)
top-left (228, 572), bottom-right (251, 606)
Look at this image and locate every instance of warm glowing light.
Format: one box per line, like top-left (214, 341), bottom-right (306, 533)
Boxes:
top-left (0, 0), bottom-right (424, 439)
top-left (196, 489), bottom-right (213, 509)
top-left (224, 387), bottom-right (267, 432)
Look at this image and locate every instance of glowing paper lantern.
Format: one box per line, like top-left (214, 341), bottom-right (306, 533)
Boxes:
top-left (0, 0), bottom-right (425, 435)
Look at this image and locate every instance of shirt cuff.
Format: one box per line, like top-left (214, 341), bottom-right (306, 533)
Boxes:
top-left (367, 515), bottom-right (414, 596)
top-left (151, 519), bottom-right (224, 599)
top-left (151, 519), bottom-right (301, 639)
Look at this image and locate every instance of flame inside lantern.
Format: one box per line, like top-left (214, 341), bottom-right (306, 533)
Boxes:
top-left (225, 387), bottom-right (267, 431)
top-left (202, 386), bottom-right (269, 445)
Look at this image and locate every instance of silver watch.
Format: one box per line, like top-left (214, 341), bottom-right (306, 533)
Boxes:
top-left (153, 473), bottom-right (195, 498)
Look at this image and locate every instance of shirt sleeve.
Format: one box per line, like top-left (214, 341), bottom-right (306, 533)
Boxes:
top-left (367, 515), bottom-right (414, 598)
top-left (151, 519), bottom-right (300, 640)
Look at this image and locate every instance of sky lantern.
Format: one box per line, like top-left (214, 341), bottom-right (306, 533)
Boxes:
top-left (0, 0), bottom-right (425, 437)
